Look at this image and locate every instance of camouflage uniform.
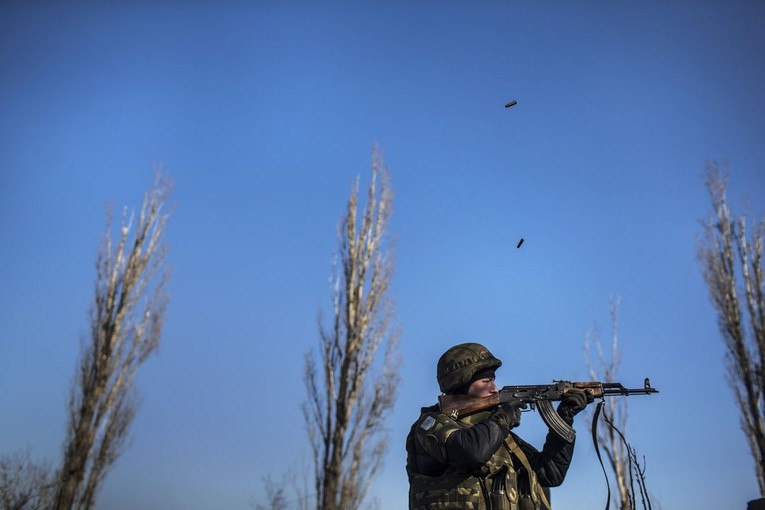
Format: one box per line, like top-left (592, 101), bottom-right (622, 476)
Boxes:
top-left (406, 343), bottom-right (576, 510)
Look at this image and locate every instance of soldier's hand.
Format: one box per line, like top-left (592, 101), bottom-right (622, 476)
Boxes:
top-left (557, 388), bottom-right (594, 423)
top-left (492, 402), bottom-right (522, 434)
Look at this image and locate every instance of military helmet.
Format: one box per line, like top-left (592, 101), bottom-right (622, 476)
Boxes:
top-left (436, 342), bottom-right (502, 394)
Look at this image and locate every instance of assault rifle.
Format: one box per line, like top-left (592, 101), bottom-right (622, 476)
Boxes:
top-left (439, 378), bottom-right (658, 443)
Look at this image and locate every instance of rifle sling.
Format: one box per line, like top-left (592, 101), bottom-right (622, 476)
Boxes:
top-left (592, 400), bottom-right (611, 510)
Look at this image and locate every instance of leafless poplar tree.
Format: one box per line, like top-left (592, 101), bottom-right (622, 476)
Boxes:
top-left (303, 146), bottom-right (400, 510)
top-left (698, 161), bottom-right (765, 496)
top-left (0, 449), bottom-right (54, 510)
top-left (53, 170), bottom-right (173, 510)
top-left (584, 296), bottom-right (656, 510)
top-left (584, 296), bottom-right (632, 509)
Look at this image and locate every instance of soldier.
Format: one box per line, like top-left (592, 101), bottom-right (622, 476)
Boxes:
top-left (406, 342), bottom-right (592, 510)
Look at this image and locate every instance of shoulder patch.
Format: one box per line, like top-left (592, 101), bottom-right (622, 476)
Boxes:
top-left (420, 416), bottom-right (437, 431)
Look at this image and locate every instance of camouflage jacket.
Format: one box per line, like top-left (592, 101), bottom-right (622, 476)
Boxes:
top-left (405, 405), bottom-right (575, 510)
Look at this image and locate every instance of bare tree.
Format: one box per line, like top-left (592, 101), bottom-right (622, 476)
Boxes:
top-left (584, 296), bottom-right (632, 509)
top-left (250, 476), bottom-right (289, 510)
top-left (250, 470), bottom-right (313, 510)
top-left (303, 146), bottom-right (400, 510)
top-left (250, 465), bottom-right (313, 510)
top-left (584, 296), bottom-right (656, 510)
top-left (53, 170), bottom-right (173, 510)
top-left (0, 449), bottom-right (54, 510)
top-left (698, 161), bottom-right (765, 496)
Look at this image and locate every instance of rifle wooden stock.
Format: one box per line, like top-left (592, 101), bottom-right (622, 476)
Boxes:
top-left (438, 392), bottom-right (505, 419)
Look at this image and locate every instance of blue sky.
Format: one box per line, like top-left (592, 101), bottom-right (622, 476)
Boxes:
top-left (2, 2), bottom-right (764, 509)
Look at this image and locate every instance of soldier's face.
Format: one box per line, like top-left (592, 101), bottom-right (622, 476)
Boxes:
top-left (467, 377), bottom-right (498, 398)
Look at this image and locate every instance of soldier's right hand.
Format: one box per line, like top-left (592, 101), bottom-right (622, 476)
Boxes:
top-left (491, 402), bottom-right (522, 433)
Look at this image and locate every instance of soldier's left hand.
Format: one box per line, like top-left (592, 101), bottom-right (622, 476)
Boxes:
top-left (556, 388), bottom-right (594, 423)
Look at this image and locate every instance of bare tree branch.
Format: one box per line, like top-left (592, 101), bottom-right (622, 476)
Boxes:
top-left (53, 169), bottom-right (173, 510)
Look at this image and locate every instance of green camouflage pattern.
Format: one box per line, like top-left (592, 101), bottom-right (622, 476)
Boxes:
top-left (407, 410), bottom-right (542, 510)
top-left (436, 343), bottom-right (502, 394)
